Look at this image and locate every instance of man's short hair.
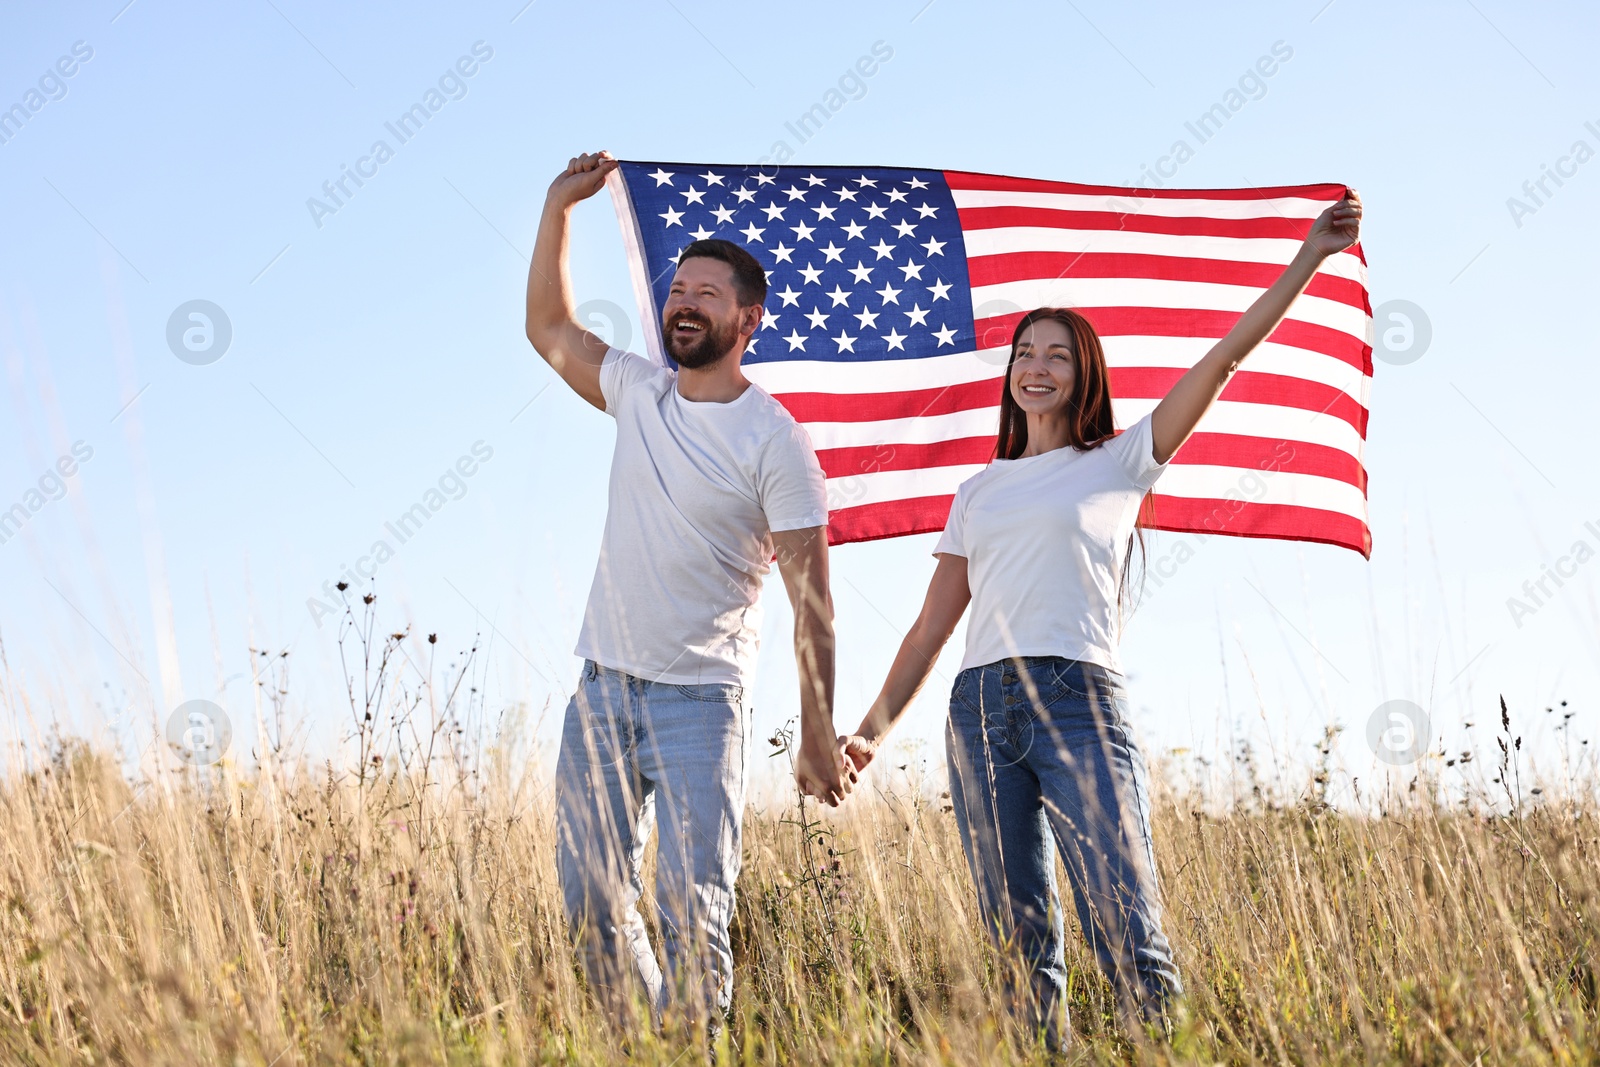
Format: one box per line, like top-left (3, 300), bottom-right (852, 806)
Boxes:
top-left (677, 239), bottom-right (768, 309)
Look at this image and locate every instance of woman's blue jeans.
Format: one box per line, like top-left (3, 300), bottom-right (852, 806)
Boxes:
top-left (945, 656), bottom-right (1181, 1045)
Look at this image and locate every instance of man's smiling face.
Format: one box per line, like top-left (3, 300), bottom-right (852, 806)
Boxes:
top-left (661, 257), bottom-right (747, 369)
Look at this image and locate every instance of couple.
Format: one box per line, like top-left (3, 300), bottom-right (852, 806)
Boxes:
top-left (525, 150), bottom-right (1361, 1046)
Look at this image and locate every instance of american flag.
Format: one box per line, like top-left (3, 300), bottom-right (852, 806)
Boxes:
top-left (606, 162), bottom-right (1371, 557)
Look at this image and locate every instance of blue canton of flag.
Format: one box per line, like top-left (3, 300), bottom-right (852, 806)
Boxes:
top-left (612, 163), bottom-right (975, 366)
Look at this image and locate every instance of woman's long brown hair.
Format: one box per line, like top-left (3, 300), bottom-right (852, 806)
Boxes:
top-left (994, 307), bottom-right (1153, 617)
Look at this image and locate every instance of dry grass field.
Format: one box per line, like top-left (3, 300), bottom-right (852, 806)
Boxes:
top-left (2, 708), bottom-right (1596, 1066)
top-left (2, 616), bottom-right (1596, 1065)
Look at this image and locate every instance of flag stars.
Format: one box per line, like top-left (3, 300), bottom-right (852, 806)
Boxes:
top-left (898, 260), bottom-right (925, 281)
top-left (791, 221), bottom-right (816, 242)
top-left (804, 306), bottom-right (830, 329)
top-left (761, 203), bottom-right (787, 221)
top-left (848, 261), bottom-right (874, 284)
top-left (820, 241), bottom-right (845, 263)
top-left (798, 263), bottom-right (824, 285)
top-left (733, 186), bottom-right (757, 203)
top-left (885, 187), bottom-right (908, 203)
top-left (700, 171), bottom-right (725, 186)
top-left (649, 168), bottom-right (674, 186)
top-left (854, 175), bottom-right (878, 187)
top-left (922, 236), bottom-right (946, 257)
top-left (892, 219), bottom-right (917, 238)
top-left (876, 282), bottom-right (902, 304)
top-left (906, 176), bottom-right (929, 190)
top-left (870, 238), bottom-right (896, 260)
top-left (784, 329), bottom-right (808, 351)
top-left (682, 185), bottom-right (705, 205)
top-left (905, 303), bottom-right (930, 326)
top-left (882, 327), bottom-right (907, 351)
top-left (932, 324), bottom-right (957, 347)
top-left (761, 310), bottom-right (780, 331)
top-left (864, 202), bottom-right (888, 220)
top-left (826, 284), bottom-right (851, 307)
top-left (711, 204), bottom-right (737, 225)
top-left (811, 202), bottom-right (838, 221)
top-left (832, 330), bottom-right (857, 352)
top-left (755, 172), bottom-right (777, 185)
top-left (740, 222), bottom-right (765, 243)
top-left (660, 206), bottom-right (684, 227)
top-left (915, 202), bottom-right (938, 218)
top-left (805, 173), bottom-right (827, 186)
top-left (784, 185), bottom-right (809, 201)
top-left (690, 225), bottom-right (715, 241)
top-left (775, 284), bottom-right (801, 307)
top-left (928, 278), bottom-right (952, 301)
top-left (854, 307), bottom-right (880, 329)
top-left (769, 241), bottom-right (794, 263)
top-left (836, 187), bottom-right (859, 201)
top-left (841, 220), bottom-right (867, 240)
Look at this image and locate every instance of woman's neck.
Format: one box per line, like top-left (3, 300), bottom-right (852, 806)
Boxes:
top-left (1019, 412), bottom-right (1073, 458)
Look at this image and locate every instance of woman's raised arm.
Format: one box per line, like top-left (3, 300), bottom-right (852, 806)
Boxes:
top-left (1149, 191), bottom-right (1362, 464)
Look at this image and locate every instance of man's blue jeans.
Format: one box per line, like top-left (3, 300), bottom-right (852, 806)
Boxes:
top-left (945, 656), bottom-right (1181, 1045)
top-left (555, 660), bottom-right (752, 1025)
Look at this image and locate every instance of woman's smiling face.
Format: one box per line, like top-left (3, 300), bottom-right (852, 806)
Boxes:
top-left (1008, 318), bottom-right (1076, 417)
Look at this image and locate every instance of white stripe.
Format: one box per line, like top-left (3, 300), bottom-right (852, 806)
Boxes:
top-left (960, 225), bottom-right (1367, 281)
top-left (970, 277), bottom-right (1366, 339)
top-left (1153, 464), bottom-right (1367, 519)
top-left (1110, 397), bottom-right (1364, 456)
top-left (820, 457), bottom-right (1366, 518)
top-left (950, 187), bottom-right (1338, 219)
top-left (825, 464), bottom-right (985, 511)
top-left (745, 348), bottom-right (1004, 394)
top-left (962, 337), bottom-right (1368, 406)
top-left (804, 406), bottom-right (999, 451)
top-left (1101, 336), bottom-right (1368, 393)
top-left (804, 398), bottom-right (1363, 458)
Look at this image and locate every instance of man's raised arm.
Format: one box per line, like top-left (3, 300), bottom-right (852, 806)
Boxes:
top-left (525, 150), bottom-right (621, 412)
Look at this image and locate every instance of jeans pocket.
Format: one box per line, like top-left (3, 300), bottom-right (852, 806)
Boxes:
top-left (674, 681), bottom-right (743, 706)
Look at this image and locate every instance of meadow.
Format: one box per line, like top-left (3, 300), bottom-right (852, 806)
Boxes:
top-left (1, 620), bottom-right (1596, 1065)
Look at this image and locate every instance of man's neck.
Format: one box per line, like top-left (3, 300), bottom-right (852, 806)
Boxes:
top-left (675, 350), bottom-right (752, 403)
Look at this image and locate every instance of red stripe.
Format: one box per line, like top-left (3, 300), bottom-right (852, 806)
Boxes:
top-left (775, 377), bottom-right (1002, 424)
top-left (975, 307), bottom-right (1373, 375)
top-left (827, 492), bottom-right (1370, 557)
top-left (957, 205), bottom-right (1326, 242)
top-left (1168, 433), bottom-right (1368, 492)
top-left (1110, 368), bottom-right (1367, 435)
top-left (966, 251), bottom-right (1368, 311)
top-left (817, 437), bottom-right (994, 479)
top-left (1142, 496), bottom-right (1370, 557)
top-left (944, 170), bottom-right (1350, 203)
top-left (818, 432), bottom-right (1366, 492)
top-left (828, 494), bottom-right (956, 545)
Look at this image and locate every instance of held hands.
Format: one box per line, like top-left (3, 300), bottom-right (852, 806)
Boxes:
top-left (1305, 189), bottom-right (1362, 258)
top-left (795, 732), bottom-right (858, 807)
top-left (547, 150), bottom-right (619, 210)
top-left (795, 732), bottom-right (880, 808)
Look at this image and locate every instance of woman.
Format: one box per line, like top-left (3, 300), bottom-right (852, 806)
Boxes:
top-left (841, 193), bottom-right (1362, 1045)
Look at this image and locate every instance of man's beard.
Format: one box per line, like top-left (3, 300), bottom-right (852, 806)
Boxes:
top-left (662, 312), bottom-right (739, 370)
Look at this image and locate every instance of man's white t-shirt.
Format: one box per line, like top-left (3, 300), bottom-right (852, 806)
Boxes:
top-left (933, 414), bottom-right (1170, 674)
top-left (574, 348), bottom-right (829, 687)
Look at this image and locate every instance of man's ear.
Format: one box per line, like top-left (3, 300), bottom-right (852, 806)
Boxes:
top-left (746, 304), bottom-right (767, 334)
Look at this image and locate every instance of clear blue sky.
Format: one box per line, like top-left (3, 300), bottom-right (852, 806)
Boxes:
top-left (3, 0), bottom-right (1596, 795)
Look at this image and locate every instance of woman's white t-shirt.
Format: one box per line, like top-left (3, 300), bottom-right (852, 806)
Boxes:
top-left (933, 414), bottom-right (1170, 674)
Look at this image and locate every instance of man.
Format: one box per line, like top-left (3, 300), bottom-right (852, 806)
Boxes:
top-left (524, 150), bottom-right (853, 1028)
